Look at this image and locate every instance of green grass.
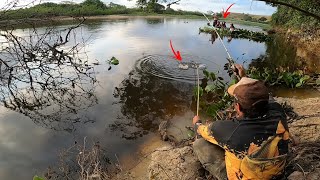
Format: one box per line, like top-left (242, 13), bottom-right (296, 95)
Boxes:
top-left (224, 18), bottom-right (271, 30)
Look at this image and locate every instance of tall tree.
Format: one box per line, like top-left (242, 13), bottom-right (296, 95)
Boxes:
top-left (81, 0), bottom-right (107, 9)
top-left (134, 0), bottom-right (165, 12)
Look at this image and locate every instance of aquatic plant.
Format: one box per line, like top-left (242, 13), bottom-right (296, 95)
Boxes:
top-left (247, 67), bottom-right (320, 88)
top-left (194, 69), bottom-right (234, 119)
top-left (195, 64), bottom-right (320, 119)
top-left (199, 27), bottom-right (273, 42)
top-left (107, 56), bottom-right (120, 70)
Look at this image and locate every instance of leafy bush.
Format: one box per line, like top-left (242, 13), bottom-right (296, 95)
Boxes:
top-left (199, 27), bottom-right (272, 42)
top-left (81, 0), bottom-right (107, 9)
top-left (271, 0), bottom-right (319, 30)
top-left (247, 67), bottom-right (312, 88)
top-left (195, 69), bottom-right (234, 119)
top-left (1, 0), bottom-right (204, 20)
top-left (259, 16), bottom-right (267, 22)
top-left (196, 64), bottom-right (319, 119)
top-left (243, 14), bottom-right (253, 21)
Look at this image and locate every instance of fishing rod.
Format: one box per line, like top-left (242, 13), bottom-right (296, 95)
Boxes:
top-left (200, 12), bottom-right (241, 79)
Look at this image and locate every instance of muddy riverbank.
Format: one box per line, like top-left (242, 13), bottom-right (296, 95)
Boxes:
top-left (275, 27), bottom-right (320, 73)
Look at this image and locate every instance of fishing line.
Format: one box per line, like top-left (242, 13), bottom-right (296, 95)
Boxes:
top-left (178, 61), bottom-right (204, 116)
top-left (196, 67), bottom-right (200, 116)
top-left (201, 12), bottom-right (233, 60)
top-left (200, 12), bottom-right (241, 79)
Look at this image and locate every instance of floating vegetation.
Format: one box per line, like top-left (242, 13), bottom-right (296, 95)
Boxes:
top-left (199, 27), bottom-right (273, 42)
top-left (107, 56), bottom-right (120, 70)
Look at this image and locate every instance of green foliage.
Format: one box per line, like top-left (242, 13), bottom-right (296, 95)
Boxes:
top-left (195, 69), bottom-right (234, 118)
top-left (135, 0), bottom-right (165, 13)
top-left (110, 56), bottom-right (119, 65)
top-left (271, 0), bottom-right (319, 30)
top-left (0, 0), bottom-right (203, 20)
top-left (107, 56), bottom-right (120, 70)
top-left (247, 67), bottom-right (312, 88)
top-left (216, 13), bottom-right (223, 18)
top-left (259, 16), bottom-right (267, 22)
top-left (33, 176), bottom-right (45, 180)
top-left (193, 86), bottom-right (204, 99)
top-left (199, 27), bottom-right (272, 42)
top-left (199, 62), bottom-right (318, 119)
top-left (1, 0), bottom-right (130, 19)
top-left (243, 14), bottom-right (253, 21)
top-left (81, 0), bottom-right (107, 9)
top-left (147, 2), bottom-right (165, 13)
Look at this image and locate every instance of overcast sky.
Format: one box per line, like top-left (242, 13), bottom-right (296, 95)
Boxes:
top-left (8, 0), bottom-right (277, 15)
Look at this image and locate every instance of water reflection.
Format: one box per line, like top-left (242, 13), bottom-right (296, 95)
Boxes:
top-left (111, 57), bottom-right (194, 140)
top-left (210, 32), bottom-right (218, 44)
top-left (209, 32), bottom-right (234, 44)
top-left (0, 22), bottom-right (97, 131)
top-left (146, 18), bottom-right (164, 24)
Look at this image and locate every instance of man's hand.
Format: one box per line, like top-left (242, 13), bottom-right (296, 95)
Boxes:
top-left (232, 64), bottom-right (246, 78)
top-left (193, 116), bottom-right (201, 125)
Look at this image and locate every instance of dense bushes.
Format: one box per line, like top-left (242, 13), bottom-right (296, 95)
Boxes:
top-left (271, 0), bottom-right (319, 30)
top-left (0, 0), bottom-right (203, 20)
top-left (1, 0), bottom-right (131, 19)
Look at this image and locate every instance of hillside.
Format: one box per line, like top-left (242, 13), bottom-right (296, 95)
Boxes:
top-left (227, 12), bottom-right (272, 21)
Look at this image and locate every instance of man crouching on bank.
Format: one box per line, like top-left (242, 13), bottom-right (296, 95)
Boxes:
top-left (192, 65), bottom-right (290, 180)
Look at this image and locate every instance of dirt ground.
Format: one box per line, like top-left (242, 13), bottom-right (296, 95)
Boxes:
top-left (276, 97), bottom-right (320, 142)
top-left (283, 28), bottom-right (320, 73)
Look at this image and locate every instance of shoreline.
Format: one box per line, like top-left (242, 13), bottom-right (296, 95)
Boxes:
top-left (1, 14), bottom-right (271, 29)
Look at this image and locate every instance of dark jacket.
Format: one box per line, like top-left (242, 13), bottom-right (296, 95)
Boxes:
top-left (194, 101), bottom-right (290, 179)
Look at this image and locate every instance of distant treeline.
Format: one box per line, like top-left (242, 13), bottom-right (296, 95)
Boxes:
top-left (271, 0), bottom-right (319, 30)
top-left (0, 0), bottom-right (203, 20)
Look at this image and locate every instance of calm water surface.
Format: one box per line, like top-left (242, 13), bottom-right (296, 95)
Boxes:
top-left (0, 17), bottom-right (308, 179)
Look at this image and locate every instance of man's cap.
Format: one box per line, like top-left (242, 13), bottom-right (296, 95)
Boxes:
top-left (228, 77), bottom-right (269, 110)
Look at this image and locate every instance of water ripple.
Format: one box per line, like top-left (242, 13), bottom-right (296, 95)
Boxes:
top-left (135, 54), bottom-right (207, 83)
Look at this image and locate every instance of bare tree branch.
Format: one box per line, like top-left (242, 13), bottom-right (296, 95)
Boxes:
top-left (166, 0), bottom-right (181, 9)
top-left (0, 16), bottom-right (100, 131)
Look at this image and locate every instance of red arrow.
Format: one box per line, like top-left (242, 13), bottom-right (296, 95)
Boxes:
top-left (169, 40), bottom-right (182, 61)
top-left (223, 3), bottom-right (235, 18)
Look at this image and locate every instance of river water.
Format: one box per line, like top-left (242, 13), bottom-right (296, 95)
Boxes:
top-left (0, 17), bottom-right (318, 179)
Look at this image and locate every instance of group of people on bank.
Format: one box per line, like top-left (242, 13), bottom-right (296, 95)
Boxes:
top-left (212, 14), bottom-right (235, 31)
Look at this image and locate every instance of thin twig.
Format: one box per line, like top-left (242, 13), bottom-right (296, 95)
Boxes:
top-left (295, 163), bottom-right (306, 177)
top-left (115, 154), bottom-right (123, 172)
